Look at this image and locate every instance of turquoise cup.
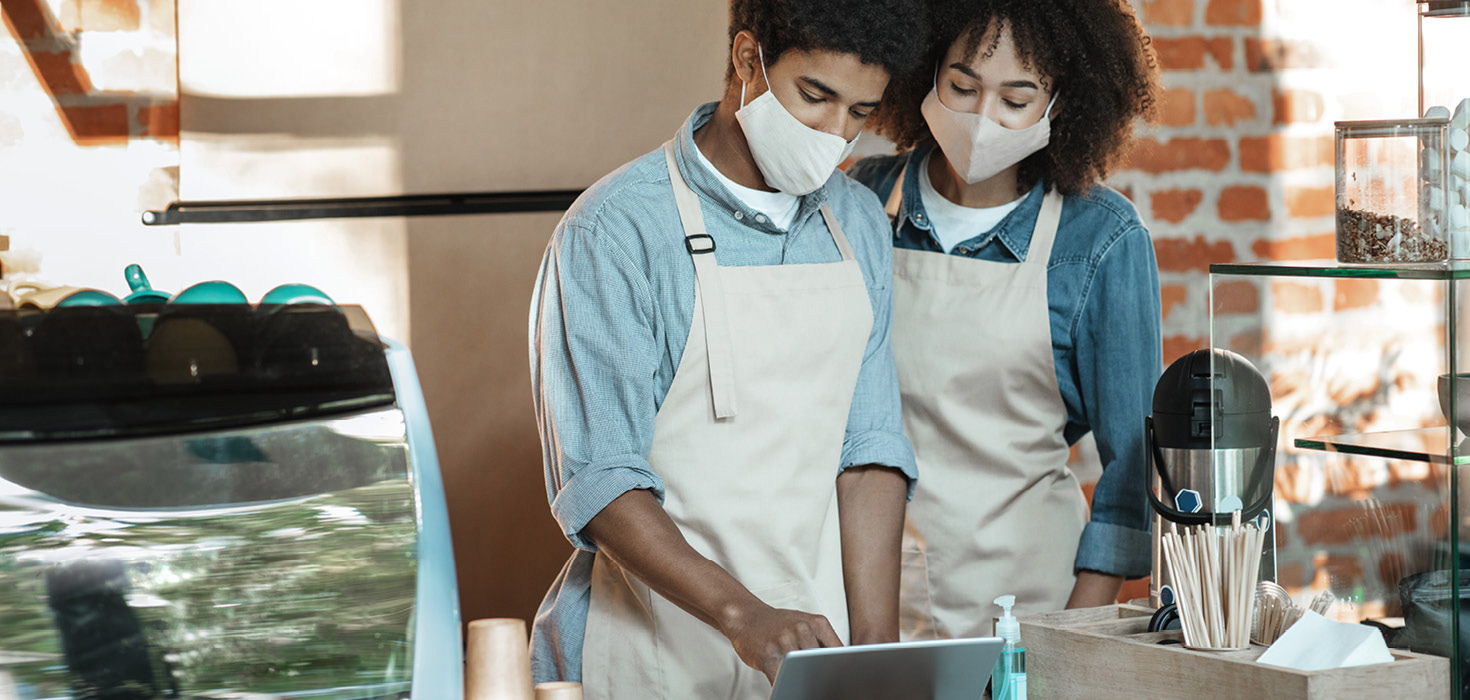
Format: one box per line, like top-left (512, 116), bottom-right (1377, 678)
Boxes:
top-left (261, 284), bottom-right (334, 306)
top-left (122, 263), bottom-right (171, 304)
top-left (56, 289), bottom-right (123, 307)
top-left (171, 280), bottom-right (249, 305)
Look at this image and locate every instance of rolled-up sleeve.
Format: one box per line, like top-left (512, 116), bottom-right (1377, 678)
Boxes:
top-left (1071, 224), bottom-right (1160, 578)
top-left (530, 220), bottom-right (664, 551)
top-left (840, 205), bottom-right (918, 496)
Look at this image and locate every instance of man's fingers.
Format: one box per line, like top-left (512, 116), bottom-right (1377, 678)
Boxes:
top-left (794, 623), bottom-right (821, 651)
top-left (813, 615), bottom-right (843, 647)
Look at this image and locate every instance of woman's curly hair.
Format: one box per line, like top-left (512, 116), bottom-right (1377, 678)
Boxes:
top-left (729, 0), bottom-right (928, 78)
top-left (873, 0), bottom-right (1160, 196)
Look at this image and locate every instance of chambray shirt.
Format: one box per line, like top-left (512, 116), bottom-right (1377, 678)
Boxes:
top-left (848, 145), bottom-right (1161, 579)
top-left (528, 103), bottom-right (916, 683)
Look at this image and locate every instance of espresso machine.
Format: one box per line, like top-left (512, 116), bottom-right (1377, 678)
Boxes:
top-left (0, 302), bottom-right (461, 699)
top-left (1147, 348), bottom-right (1279, 607)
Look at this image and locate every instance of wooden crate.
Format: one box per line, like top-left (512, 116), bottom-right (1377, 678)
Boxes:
top-left (1018, 604), bottom-right (1451, 699)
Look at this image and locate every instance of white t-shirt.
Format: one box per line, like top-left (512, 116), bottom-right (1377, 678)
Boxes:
top-left (693, 141), bottom-right (801, 231)
top-left (918, 153), bottom-right (1025, 253)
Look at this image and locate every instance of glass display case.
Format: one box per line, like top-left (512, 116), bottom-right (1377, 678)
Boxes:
top-left (0, 304), bottom-right (461, 699)
top-left (1209, 261), bottom-right (1470, 698)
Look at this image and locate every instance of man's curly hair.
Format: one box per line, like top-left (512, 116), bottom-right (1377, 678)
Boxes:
top-left (873, 0), bottom-right (1160, 196)
top-left (728, 0), bottom-right (928, 79)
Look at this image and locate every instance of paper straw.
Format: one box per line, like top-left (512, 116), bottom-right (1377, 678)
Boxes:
top-left (466, 618), bottom-right (535, 700)
top-left (1164, 514), bottom-right (1263, 649)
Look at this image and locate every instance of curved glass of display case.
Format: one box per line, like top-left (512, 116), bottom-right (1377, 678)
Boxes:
top-left (1210, 260), bottom-right (1467, 698)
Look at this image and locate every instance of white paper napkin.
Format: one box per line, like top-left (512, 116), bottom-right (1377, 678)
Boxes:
top-left (1256, 611), bottom-right (1394, 671)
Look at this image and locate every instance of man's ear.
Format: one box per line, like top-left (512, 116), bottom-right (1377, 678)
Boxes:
top-left (730, 29), bottom-right (761, 86)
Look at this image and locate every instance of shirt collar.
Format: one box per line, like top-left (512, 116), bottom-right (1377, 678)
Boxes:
top-left (672, 102), bottom-right (830, 235)
top-left (898, 144), bottom-right (1047, 261)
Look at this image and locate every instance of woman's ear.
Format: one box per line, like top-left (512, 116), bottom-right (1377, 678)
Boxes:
top-left (730, 29), bottom-right (761, 86)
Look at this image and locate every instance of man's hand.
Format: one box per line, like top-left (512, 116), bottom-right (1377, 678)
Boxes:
top-left (585, 490), bottom-right (844, 685)
top-left (718, 599), bottom-right (843, 684)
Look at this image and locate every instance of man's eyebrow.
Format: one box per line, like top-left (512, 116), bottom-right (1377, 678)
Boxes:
top-left (800, 76), bottom-right (880, 108)
top-left (948, 63), bottom-right (1039, 90)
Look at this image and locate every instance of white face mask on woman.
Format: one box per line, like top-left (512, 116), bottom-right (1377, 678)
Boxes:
top-left (921, 79), bottom-right (1058, 185)
top-left (735, 45), bottom-right (858, 196)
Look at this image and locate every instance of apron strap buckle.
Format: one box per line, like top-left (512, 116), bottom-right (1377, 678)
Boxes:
top-left (685, 233), bottom-right (716, 255)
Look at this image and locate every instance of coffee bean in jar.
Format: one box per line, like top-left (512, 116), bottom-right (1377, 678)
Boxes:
top-left (1337, 207), bottom-right (1448, 263)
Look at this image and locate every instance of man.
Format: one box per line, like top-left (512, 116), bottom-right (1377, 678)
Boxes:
top-left (528, 1), bottom-right (925, 697)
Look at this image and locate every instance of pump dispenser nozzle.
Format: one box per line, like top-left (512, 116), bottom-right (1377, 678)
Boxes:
top-left (993, 594), bottom-right (1020, 645)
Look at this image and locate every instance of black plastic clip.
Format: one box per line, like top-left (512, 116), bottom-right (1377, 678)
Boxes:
top-left (685, 234), bottom-right (716, 255)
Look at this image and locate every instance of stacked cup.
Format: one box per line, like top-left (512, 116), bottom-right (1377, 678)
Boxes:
top-left (465, 618), bottom-right (584, 700)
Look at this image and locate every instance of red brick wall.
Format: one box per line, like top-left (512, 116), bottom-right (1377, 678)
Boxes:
top-left (1117, 0), bottom-right (1415, 362)
top-left (1, 0), bottom-right (178, 146)
top-left (1101, 0), bottom-right (1432, 612)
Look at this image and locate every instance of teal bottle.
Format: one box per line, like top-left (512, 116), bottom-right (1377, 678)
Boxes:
top-left (991, 595), bottom-right (1028, 700)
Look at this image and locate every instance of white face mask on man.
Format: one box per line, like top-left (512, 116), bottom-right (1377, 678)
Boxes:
top-left (921, 77), bottom-right (1058, 185)
top-left (735, 45), bottom-right (858, 196)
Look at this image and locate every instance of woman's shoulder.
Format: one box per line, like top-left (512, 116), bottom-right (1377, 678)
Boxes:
top-left (1065, 184), bottom-right (1145, 229)
top-left (1049, 183), bottom-right (1155, 269)
top-left (1062, 183), bottom-right (1150, 243)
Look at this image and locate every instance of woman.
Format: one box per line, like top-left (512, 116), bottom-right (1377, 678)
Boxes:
top-left (847, 0), bottom-right (1162, 638)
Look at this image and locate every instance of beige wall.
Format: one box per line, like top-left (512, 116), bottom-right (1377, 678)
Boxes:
top-left (180, 0), bottom-right (730, 624)
top-left (398, 1), bottom-right (728, 625)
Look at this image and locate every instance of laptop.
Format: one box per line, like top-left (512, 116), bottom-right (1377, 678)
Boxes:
top-left (769, 637), bottom-right (1005, 700)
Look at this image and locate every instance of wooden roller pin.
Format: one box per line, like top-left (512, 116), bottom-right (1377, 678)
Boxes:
top-left (466, 618), bottom-right (535, 700)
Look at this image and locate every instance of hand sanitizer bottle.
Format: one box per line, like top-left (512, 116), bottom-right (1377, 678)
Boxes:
top-left (991, 595), bottom-right (1027, 700)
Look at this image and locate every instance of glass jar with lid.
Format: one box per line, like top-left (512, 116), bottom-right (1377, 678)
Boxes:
top-left (1336, 118), bottom-right (1452, 262)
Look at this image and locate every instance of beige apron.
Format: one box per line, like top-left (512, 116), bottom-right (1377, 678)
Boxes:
top-left (885, 170), bottom-right (1088, 640)
top-left (580, 142), bottom-right (873, 699)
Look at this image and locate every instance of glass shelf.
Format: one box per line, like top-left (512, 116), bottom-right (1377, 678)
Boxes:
top-left (1211, 259), bottom-right (1470, 280)
top-left (1294, 427), bottom-right (1468, 464)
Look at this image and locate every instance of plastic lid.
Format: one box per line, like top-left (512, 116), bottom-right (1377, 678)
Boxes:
top-left (993, 594), bottom-right (1020, 644)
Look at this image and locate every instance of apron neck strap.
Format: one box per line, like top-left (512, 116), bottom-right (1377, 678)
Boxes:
top-left (884, 167), bottom-right (907, 223)
top-left (819, 204), bottom-right (857, 262)
top-left (664, 140), bottom-right (709, 243)
top-left (1026, 190), bottom-right (1064, 266)
top-left (664, 139), bottom-right (739, 419)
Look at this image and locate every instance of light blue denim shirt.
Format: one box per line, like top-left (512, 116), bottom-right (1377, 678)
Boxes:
top-left (848, 145), bottom-right (1161, 580)
top-left (528, 103), bottom-right (916, 683)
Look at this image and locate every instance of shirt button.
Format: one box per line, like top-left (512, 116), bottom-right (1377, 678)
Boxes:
top-left (733, 211), bottom-right (744, 221)
top-left (915, 213), bottom-right (926, 222)
top-left (755, 214), bottom-right (767, 223)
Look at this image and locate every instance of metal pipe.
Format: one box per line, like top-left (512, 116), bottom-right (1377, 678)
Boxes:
top-left (141, 190), bottom-right (584, 226)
